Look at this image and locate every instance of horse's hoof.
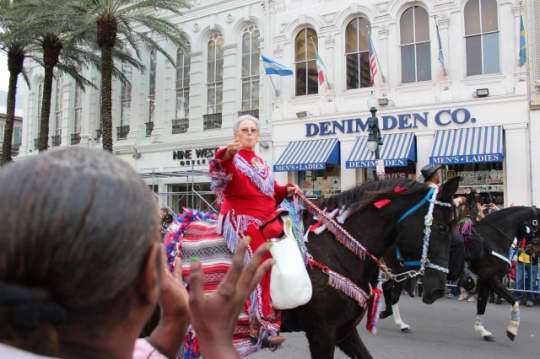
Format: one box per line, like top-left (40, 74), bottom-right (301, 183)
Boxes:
top-left (483, 335), bottom-right (495, 342)
top-left (401, 327), bottom-right (412, 333)
top-left (506, 330), bottom-right (516, 341)
top-left (379, 311), bottom-right (392, 319)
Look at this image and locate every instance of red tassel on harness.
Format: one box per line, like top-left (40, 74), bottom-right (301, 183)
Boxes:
top-left (366, 283), bottom-right (383, 334)
top-left (373, 199), bottom-right (391, 209)
top-left (308, 222), bottom-right (322, 232)
top-left (394, 186), bottom-right (408, 193)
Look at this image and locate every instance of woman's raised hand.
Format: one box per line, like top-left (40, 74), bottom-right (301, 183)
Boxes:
top-left (188, 239), bottom-right (273, 358)
top-left (224, 139), bottom-right (242, 160)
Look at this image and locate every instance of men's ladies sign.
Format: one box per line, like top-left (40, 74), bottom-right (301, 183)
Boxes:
top-left (305, 108), bottom-right (476, 137)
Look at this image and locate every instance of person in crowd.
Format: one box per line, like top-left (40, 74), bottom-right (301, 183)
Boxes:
top-left (160, 213), bottom-right (174, 239)
top-left (209, 114), bottom-right (298, 347)
top-left (420, 164), bottom-right (442, 189)
top-left (0, 148), bottom-right (273, 359)
top-left (515, 226), bottom-right (538, 307)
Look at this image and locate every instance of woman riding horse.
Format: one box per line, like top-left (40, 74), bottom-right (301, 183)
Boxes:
top-left (210, 114), bottom-right (297, 348)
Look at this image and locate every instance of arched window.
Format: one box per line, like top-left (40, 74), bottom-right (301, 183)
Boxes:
top-left (295, 28), bottom-right (318, 96)
top-left (206, 31), bottom-right (224, 130)
top-left (34, 80), bottom-right (43, 149)
top-left (241, 25), bottom-right (260, 113)
top-left (464, 0), bottom-right (499, 76)
top-left (73, 83), bottom-right (82, 135)
top-left (346, 17), bottom-right (371, 89)
top-left (175, 44), bottom-right (190, 132)
top-left (120, 62), bottom-right (132, 127)
top-left (400, 6), bottom-right (431, 83)
top-left (148, 49), bottom-right (157, 125)
top-left (53, 73), bottom-right (63, 145)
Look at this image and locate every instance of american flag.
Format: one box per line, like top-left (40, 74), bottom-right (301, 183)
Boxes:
top-left (368, 36), bottom-right (378, 86)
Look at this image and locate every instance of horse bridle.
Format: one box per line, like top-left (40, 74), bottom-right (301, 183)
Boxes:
top-left (392, 187), bottom-right (453, 282)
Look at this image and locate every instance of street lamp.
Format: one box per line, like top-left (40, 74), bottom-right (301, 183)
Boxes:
top-left (367, 98), bottom-right (384, 179)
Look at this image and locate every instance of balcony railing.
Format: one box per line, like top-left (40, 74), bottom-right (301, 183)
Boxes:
top-left (117, 125), bottom-right (130, 140)
top-left (145, 122), bottom-right (154, 137)
top-left (71, 133), bottom-right (81, 145)
top-left (51, 135), bottom-right (61, 147)
top-left (238, 109), bottom-right (259, 119)
top-left (34, 138), bottom-right (39, 150)
top-left (172, 118), bottom-right (189, 134)
top-left (203, 113), bottom-right (222, 130)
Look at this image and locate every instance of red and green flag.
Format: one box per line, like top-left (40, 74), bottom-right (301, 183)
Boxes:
top-left (315, 50), bottom-right (327, 88)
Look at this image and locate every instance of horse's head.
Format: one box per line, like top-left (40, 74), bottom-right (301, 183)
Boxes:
top-left (523, 206), bottom-right (540, 256)
top-left (393, 177), bottom-right (460, 304)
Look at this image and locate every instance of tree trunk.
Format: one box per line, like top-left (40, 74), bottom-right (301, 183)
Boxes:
top-left (97, 15), bottom-right (117, 152)
top-left (38, 34), bottom-right (62, 152)
top-left (1, 47), bottom-right (24, 165)
top-left (100, 44), bottom-right (113, 152)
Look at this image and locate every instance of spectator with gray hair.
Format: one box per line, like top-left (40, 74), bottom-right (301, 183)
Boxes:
top-left (0, 148), bottom-right (272, 359)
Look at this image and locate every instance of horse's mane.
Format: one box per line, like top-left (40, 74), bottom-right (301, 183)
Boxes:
top-left (482, 206), bottom-right (531, 223)
top-left (321, 178), bottom-right (428, 210)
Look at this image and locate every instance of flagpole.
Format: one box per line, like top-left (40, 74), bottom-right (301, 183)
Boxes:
top-left (310, 37), bottom-right (332, 90)
top-left (434, 15), bottom-right (448, 77)
top-left (261, 57), bottom-right (280, 97)
top-left (369, 31), bottom-right (386, 84)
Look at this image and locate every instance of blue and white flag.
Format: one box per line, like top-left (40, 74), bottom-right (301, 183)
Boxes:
top-left (261, 55), bottom-right (293, 76)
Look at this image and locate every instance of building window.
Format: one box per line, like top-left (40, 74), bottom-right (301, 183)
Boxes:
top-left (207, 32), bottom-right (223, 118)
top-left (400, 6), bottom-right (431, 83)
top-left (464, 0), bottom-right (499, 76)
top-left (345, 17), bottom-right (371, 89)
top-left (242, 25), bottom-right (260, 111)
top-left (295, 28), bottom-right (318, 96)
top-left (73, 83), bottom-right (82, 134)
top-left (54, 73), bottom-right (63, 141)
top-left (176, 45), bottom-right (190, 122)
top-left (120, 62), bottom-right (132, 127)
top-left (148, 49), bottom-right (157, 124)
top-left (34, 80), bottom-right (43, 148)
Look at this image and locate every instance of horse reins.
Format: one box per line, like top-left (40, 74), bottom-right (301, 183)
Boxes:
top-left (296, 187), bottom-right (453, 282)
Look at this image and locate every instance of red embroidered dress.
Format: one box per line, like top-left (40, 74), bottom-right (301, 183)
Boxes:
top-left (210, 148), bottom-right (291, 340)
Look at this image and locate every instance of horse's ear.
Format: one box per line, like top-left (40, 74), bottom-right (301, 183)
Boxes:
top-left (439, 176), bottom-right (461, 200)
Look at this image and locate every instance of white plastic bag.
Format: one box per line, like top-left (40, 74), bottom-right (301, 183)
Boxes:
top-left (269, 216), bottom-right (312, 309)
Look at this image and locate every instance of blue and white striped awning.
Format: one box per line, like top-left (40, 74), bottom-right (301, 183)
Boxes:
top-left (430, 126), bottom-right (504, 165)
top-left (346, 133), bottom-right (416, 168)
top-left (273, 138), bottom-right (340, 172)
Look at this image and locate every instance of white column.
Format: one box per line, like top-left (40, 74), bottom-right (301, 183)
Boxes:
top-left (528, 112), bottom-right (540, 206)
top-left (340, 137), bottom-right (356, 192)
top-left (504, 124), bottom-right (531, 206)
top-left (415, 131), bottom-right (435, 179)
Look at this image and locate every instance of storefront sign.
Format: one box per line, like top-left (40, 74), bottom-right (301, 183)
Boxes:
top-left (305, 108), bottom-right (477, 137)
top-left (348, 158), bottom-right (408, 168)
top-left (274, 163), bottom-right (326, 171)
top-left (172, 147), bottom-right (219, 166)
top-left (431, 153), bottom-right (503, 164)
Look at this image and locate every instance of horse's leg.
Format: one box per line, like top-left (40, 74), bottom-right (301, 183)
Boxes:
top-left (473, 280), bottom-right (495, 342)
top-left (306, 330), bottom-right (337, 359)
top-left (487, 277), bottom-right (520, 341)
top-left (391, 301), bottom-right (411, 333)
top-left (336, 329), bottom-right (373, 359)
top-left (379, 280), bottom-right (394, 319)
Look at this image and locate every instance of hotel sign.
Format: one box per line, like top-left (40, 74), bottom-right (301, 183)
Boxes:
top-left (172, 147), bottom-right (219, 166)
top-left (305, 108), bottom-right (477, 137)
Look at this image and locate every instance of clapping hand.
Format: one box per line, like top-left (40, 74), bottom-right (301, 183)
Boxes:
top-left (147, 249), bottom-right (190, 359)
top-left (188, 239), bottom-right (273, 358)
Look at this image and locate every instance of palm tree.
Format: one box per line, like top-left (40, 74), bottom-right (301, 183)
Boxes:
top-left (77, 0), bottom-right (189, 152)
top-left (0, 0), bottom-right (31, 165)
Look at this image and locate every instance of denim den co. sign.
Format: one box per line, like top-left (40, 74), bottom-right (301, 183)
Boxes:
top-left (304, 108), bottom-right (477, 137)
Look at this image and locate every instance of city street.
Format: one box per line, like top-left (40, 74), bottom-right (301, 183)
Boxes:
top-left (252, 296), bottom-right (539, 359)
